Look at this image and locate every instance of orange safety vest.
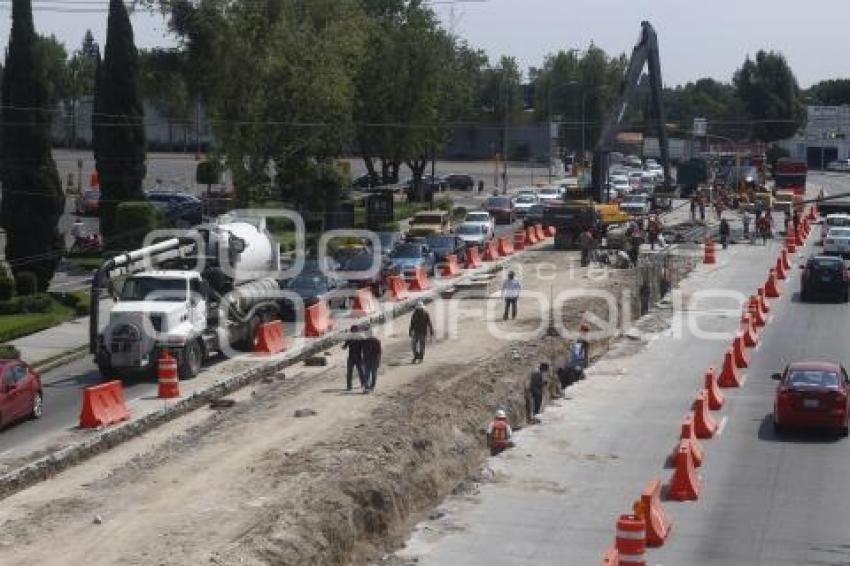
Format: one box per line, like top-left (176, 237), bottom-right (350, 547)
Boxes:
top-left (491, 420), bottom-right (509, 445)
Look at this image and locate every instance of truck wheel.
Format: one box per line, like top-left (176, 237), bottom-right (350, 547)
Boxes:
top-left (179, 339), bottom-right (204, 380)
top-left (241, 314), bottom-right (262, 351)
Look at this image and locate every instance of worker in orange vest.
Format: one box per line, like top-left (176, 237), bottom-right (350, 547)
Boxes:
top-left (487, 409), bottom-right (514, 455)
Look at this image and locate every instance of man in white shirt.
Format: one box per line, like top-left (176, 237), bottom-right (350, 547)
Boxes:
top-left (501, 270), bottom-right (521, 320)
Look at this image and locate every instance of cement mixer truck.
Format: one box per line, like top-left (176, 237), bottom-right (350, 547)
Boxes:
top-left (91, 214), bottom-right (284, 380)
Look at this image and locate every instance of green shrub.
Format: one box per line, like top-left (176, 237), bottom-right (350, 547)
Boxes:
top-left (452, 206), bottom-right (467, 220)
top-left (74, 303), bottom-right (90, 317)
top-left (0, 269), bottom-right (15, 301)
top-left (114, 201), bottom-right (162, 251)
top-left (53, 292), bottom-right (81, 309)
top-left (15, 272), bottom-right (38, 296)
top-left (0, 345), bottom-right (20, 359)
top-left (0, 293), bottom-right (53, 315)
top-left (435, 196), bottom-right (454, 213)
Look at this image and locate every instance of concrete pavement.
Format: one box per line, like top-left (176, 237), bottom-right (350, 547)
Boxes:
top-left (394, 234), bottom-right (785, 565)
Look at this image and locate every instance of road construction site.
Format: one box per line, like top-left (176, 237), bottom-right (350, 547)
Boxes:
top-left (0, 214), bottom-right (700, 565)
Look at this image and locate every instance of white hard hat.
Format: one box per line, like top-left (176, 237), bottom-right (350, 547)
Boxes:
top-left (495, 409), bottom-right (506, 419)
top-left (416, 300), bottom-right (424, 309)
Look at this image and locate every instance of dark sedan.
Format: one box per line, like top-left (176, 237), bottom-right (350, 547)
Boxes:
top-left (523, 204), bottom-right (545, 228)
top-left (444, 174), bottom-right (475, 191)
top-left (484, 196), bottom-right (515, 225)
top-left (800, 255), bottom-right (849, 303)
top-left (425, 234), bottom-right (467, 264)
top-left (337, 253), bottom-right (386, 296)
top-left (279, 273), bottom-right (349, 320)
top-left (146, 192), bottom-right (203, 228)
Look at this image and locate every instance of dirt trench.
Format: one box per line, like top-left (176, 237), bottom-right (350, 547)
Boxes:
top-left (216, 262), bottom-right (691, 565)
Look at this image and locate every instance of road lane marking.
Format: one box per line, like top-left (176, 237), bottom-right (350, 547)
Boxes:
top-left (716, 415), bottom-right (729, 437)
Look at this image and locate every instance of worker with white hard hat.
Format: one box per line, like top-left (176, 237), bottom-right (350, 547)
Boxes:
top-left (487, 408), bottom-right (514, 455)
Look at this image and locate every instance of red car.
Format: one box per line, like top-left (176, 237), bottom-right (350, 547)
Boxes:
top-left (484, 196), bottom-right (515, 225)
top-left (773, 361), bottom-right (850, 436)
top-left (76, 189), bottom-right (100, 216)
top-left (0, 360), bottom-right (43, 428)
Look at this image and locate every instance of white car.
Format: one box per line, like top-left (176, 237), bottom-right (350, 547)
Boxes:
top-left (453, 222), bottom-right (490, 249)
top-left (512, 193), bottom-right (539, 218)
top-left (610, 176), bottom-right (631, 198)
top-left (821, 213), bottom-right (850, 244)
top-left (824, 226), bottom-right (850, 256)
top-left (640, 173), bottom-right (657, 192)
top-left (536, 186), bottom-right (562, 203)
top-left (619, 194), bottom-right (652, 216)
top-left (462, 210), bottom-right (495, 238)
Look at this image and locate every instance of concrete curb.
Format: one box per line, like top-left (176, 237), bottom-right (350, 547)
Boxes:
top-left (32, 346), bottom-right (90, 373)
top-left (0, 244), bottom-right (522, 501)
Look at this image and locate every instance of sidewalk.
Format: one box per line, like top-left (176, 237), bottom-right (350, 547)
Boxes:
top-left (6, 301), bottom-right (110, 366)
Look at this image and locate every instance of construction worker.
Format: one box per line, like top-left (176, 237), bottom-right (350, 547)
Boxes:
top-left (719, 216), bottom-right (731, 249)
top-left (501, 270), bottom-right (521, 320)
top-left (647, 215), bottom-right (662, 251)
top-left (528, 363), bottom-right (547, 421)
top-left (341, 325), bottom-right (365, 391)
top-left (487, 409), bottom-right (514, 455)
top-left (361, 327), bottom-right (382, 392)
top-left (409, 301), bottom-right (434, 364)
top-left (741, 209), bottom-right (751, 240)
top-left (579, 228), bottom-right (594, 267)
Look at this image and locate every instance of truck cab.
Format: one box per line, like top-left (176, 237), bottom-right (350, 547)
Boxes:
top-left (98, 271), bottom-right (209, 379)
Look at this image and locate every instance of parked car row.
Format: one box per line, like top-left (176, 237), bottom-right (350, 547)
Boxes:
top-left (350, 172), bottom-right (478, 192)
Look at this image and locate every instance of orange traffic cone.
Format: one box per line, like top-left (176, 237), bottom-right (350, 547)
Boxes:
top-left (774, 256), bottom-right (787, 280)
top-left (674, 414), bottom-right (703, 467)
top-left (757, 288), bottom-right (771, 313)
top-left (693, 391), bottom-right (718, 439)
top-left (781, 248), bottom-right (792, 270)
top-left (718, 348), bottom-right (742, 388)
top-left (704, 367), bottom-right (725, 410)
top-left (765, 269), bottom-right (781, 298)
top-left (748, 297), bottom-right (766, 327)
top-left (785, 224), bottom-right (797, 253)
top-left (732, 332), bottom-right (749, 368)
top-left (703, 236), bottom-right (716, 264)
top-left (741, 313), bottom-right (759, 347)
top-left (157, 349), bottom-right (180, 399)
top-left (668, 440), bottom-right (700, 501)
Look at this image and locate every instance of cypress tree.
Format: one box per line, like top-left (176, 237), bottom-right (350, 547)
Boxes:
top-left (0, 0), bottom-right (65, 290)
top-left (94, 0), bottom-right (146, 244)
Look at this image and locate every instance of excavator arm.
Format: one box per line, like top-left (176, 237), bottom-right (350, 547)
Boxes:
top-left (591, 21), bottom-right (671, 201)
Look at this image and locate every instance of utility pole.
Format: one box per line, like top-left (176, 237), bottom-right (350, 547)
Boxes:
top-left (502, 71), bottom-right (509, 194)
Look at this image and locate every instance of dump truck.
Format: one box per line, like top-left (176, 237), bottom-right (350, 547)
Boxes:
top-left (543, 198), bottom-right (601, 250)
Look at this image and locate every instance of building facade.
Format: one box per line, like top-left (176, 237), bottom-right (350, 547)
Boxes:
top-left (780, 106), bottom-right (850, 167)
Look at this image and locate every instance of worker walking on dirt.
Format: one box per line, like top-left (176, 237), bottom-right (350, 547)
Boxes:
top-left (719, 217), bottom-right (731, 249)
top-left (501, 271), bottom-right (521, 320)
top-left (342, 325), bottom-right (365, 391)
top-left (528, 363), bottom-right (548, 421)
top-left (579, 228), bottom-right (594, 267)
top-left (361, 328), bottom-right (382, 392)
top-left (647, 215), bottom-right (662, 251)
top-left (487, 409), bottom-right (514, 456)
top-left (741, 209), bottom-right (751, 240)
top-left (409, 301), bottom-right (434, 364)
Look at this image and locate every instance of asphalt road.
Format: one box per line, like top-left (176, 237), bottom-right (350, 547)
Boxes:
top-left (653, 180), bottom-right (850, 565)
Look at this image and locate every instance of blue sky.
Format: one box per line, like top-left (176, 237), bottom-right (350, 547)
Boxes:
top-left (0, 0), bottom-right (845, 88)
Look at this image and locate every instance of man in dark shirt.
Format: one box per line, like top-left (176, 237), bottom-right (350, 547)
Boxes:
top-left (409, 301), bottom-right (434, 363)
top-left (529, 363), bottom-right (547, 419)
top-left (341, 325), bottom-right (365, 391)
top-left (361, 328), bottom-right (382, 392)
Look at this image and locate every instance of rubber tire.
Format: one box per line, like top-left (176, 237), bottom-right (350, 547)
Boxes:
top-left (179, 339), bottom-right (204, 380)
top-left (30, 391), bottom-right (43, 420)
top-left (242, 314), bottom-right (261, 352)
top-left (773, 418), bottom-right (785, 435)
top-left (841, 426), bottom-right (849, 438)
top-left (843, 289), bottom-right (849, 303)
top-left (800, 288), bottom-right (809, 303)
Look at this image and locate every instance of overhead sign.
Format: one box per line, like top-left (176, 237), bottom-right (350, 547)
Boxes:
top-left (693, 118), bottom-right (708, 137)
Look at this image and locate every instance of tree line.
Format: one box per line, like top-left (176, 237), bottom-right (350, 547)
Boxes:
top-left (0, 0), bottom-right (826, 289)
